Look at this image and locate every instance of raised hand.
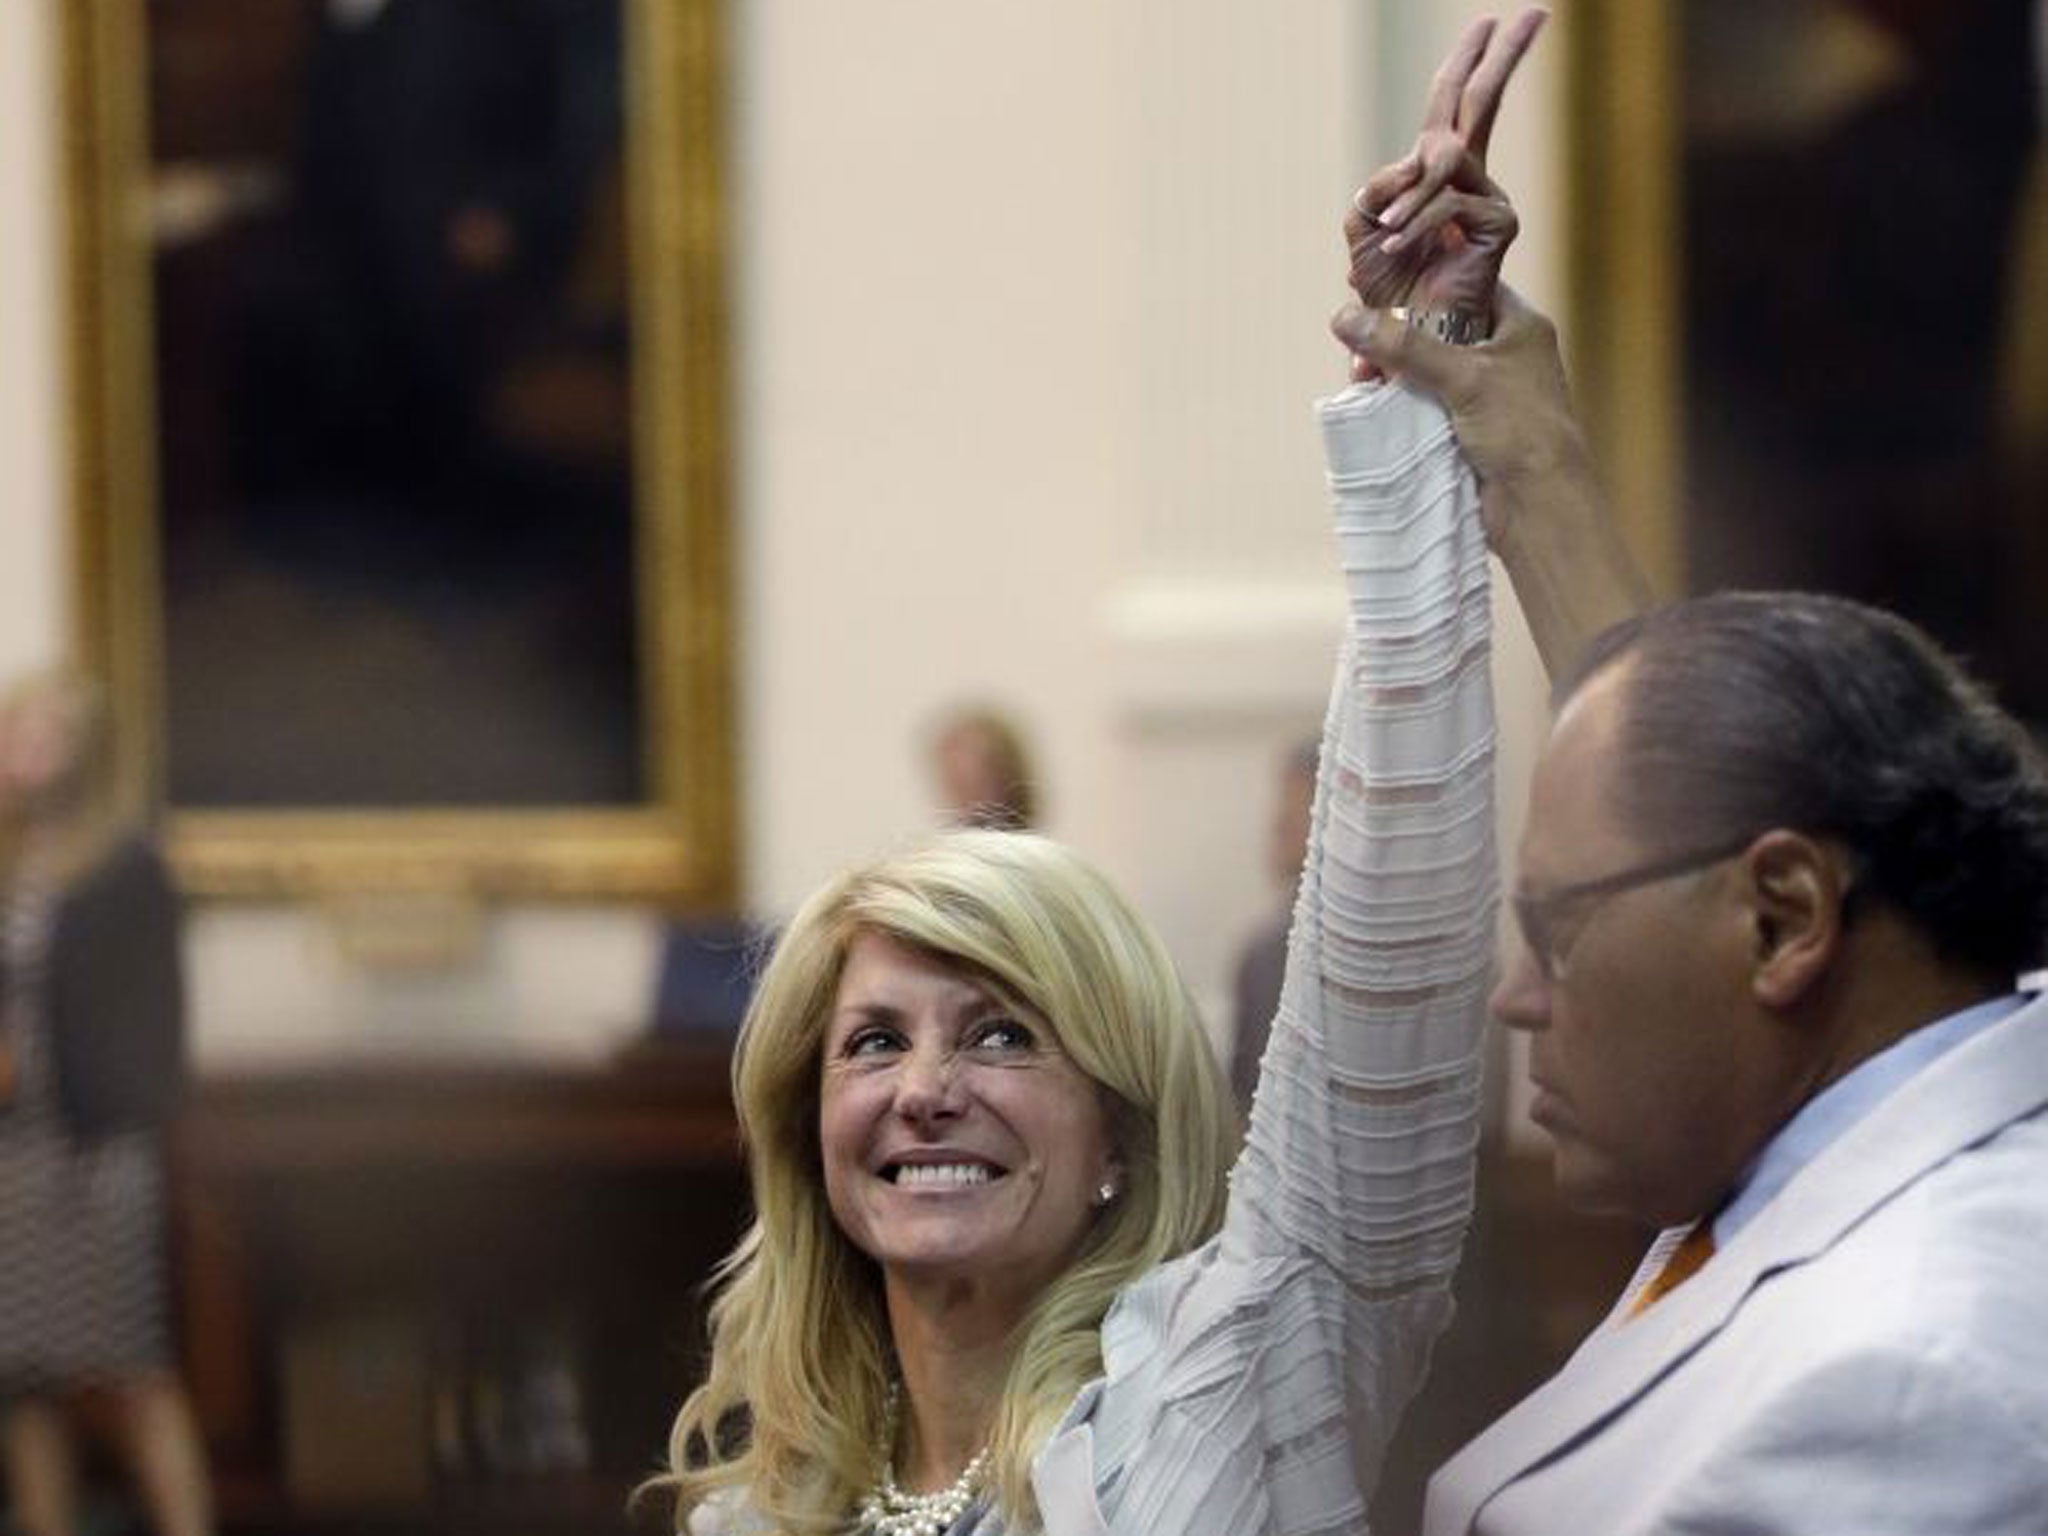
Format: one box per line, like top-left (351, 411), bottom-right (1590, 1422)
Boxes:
top-left (1344, 9), bottom-right (1546, 331)
top-left (1346, 144), bottom-right (1517, 320)
top-left (1333, 286), bottom-right (1654, 667)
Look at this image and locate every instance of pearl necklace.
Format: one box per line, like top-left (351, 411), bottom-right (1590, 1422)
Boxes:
top-left (856, 1390), bottom-right (990, 1536)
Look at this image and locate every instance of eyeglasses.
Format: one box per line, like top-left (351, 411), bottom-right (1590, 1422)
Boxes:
top-left (1510, 835), bottom-right (1758, 983)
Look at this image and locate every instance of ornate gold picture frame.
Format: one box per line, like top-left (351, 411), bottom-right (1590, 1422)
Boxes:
top-left (61, 0), bottom-right (735, 902)
top-left (1562, 0), bottom-right (1683, 597)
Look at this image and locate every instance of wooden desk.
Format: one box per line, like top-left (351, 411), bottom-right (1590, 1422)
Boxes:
top-left (173, 1043), bottom-right (747, 1536)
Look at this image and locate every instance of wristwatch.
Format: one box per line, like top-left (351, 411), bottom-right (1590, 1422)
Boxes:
top-left (1388, 305), bottom-right (1487, 346)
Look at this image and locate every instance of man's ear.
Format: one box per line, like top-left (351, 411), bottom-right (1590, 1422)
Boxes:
top-left (1741, 830), bottom-right (1851, 1009)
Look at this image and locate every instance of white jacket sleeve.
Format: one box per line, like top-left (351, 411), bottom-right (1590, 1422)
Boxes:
top-left (1038, 381), bottom-right (1495, 1536)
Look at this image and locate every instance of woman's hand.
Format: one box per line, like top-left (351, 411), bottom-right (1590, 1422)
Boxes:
top-left (1346, 146), bottom-right (1517, 328)
top-left (1344, 9), bottom-right (1546, 337)
top-left (1332, 12), bottom-right (1652, 673)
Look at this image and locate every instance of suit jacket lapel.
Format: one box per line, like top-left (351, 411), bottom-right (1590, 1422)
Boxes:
top-left (1426, 994), bottom-right (2048, 1536)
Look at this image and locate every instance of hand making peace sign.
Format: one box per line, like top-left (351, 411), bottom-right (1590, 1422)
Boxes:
top-left (1344, 8), bottom-right (1546, 335)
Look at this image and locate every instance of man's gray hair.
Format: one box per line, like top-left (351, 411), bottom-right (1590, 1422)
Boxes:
top-left (1558, 591), bottom-right (2048, 979)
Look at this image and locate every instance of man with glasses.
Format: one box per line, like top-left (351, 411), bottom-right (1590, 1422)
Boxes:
top-left (1342, 104), bottom-right (2048, 1521)
top-left (1431, 585), bottom-right (2048, 1532)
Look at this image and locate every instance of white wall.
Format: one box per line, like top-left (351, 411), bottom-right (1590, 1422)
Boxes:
top-left (0, 0), bottom-right (67, 674)
top-left (1, 0), bottom-right (1568, 1079)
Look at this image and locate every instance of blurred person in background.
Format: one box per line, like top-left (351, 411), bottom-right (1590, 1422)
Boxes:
top-left (927, 707), bottom-right (1042, 832)
top-left (1228, 738), bottom-right (1319, 1115)
top-left (0, 673), bottom-right (212, 1536)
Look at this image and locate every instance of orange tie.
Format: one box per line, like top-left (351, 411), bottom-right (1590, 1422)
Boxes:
top-left (1628, 1221), bottom-right (1717, 1317)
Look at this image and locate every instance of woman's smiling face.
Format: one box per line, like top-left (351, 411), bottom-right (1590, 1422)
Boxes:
top-left (818, 930), bottom-right (1118, 1308)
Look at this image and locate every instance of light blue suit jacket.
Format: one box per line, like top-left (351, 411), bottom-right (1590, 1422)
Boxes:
top-left (1425, 990), bottom-right (2048, 1535)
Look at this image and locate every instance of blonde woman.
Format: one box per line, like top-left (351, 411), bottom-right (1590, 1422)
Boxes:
top-left (665, 12), bottom-right (1636, 1534)
top-left (0, 673), bottom-right (214, 1536)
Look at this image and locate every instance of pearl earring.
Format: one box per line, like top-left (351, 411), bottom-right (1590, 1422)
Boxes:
top-left (1096, 1180), bottom-right (1118, 1206)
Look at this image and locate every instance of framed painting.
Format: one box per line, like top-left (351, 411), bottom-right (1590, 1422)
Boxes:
top-left (61, 0), bottom-right (736, 900)
top-left (1567, 0), bottom-right (2047, 724)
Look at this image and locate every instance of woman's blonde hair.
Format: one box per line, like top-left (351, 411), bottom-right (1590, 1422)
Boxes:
top-left (0, 669), bottom-right (128, 887)
top-left (662, 831), bottom-right (1236, 1533)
